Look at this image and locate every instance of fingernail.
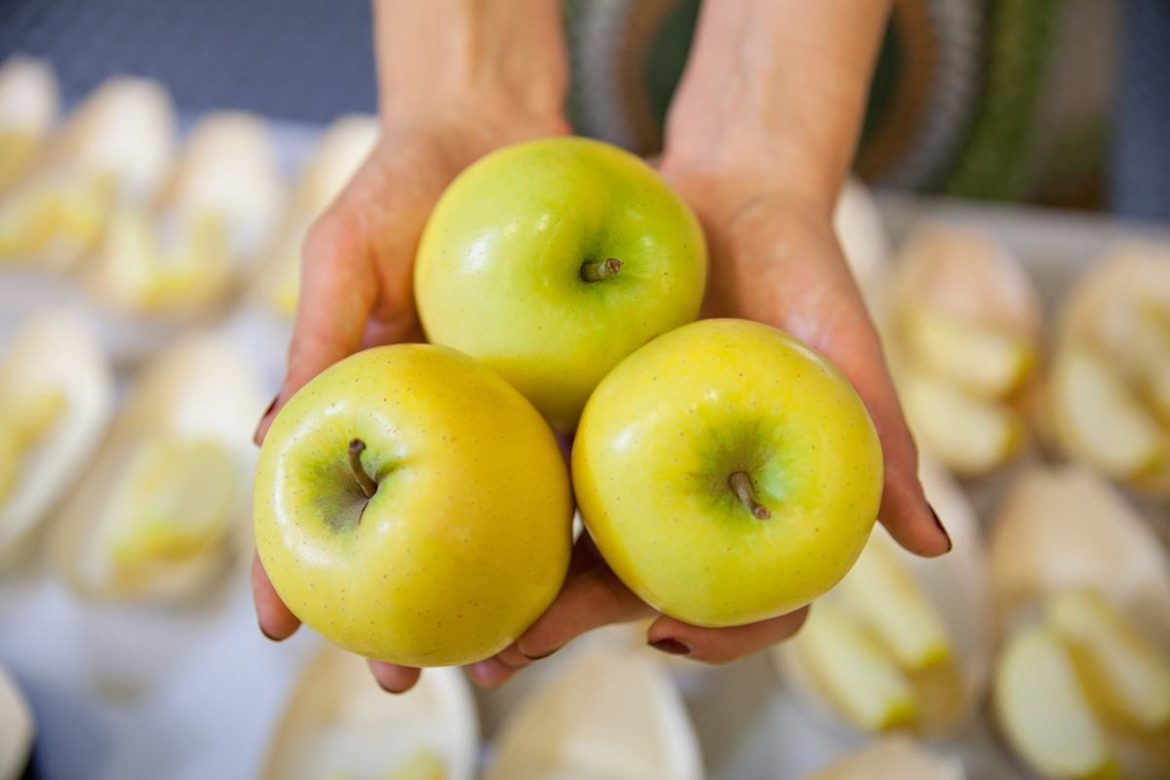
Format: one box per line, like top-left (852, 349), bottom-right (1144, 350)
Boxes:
top-left (929, 503), bottom-right (953, 552)
top-left (258, 622), bottom-right (281, 642)
top-left (649, 638), bottom-right (692, 656)
top-left (253, 396), bottom-right (278, 447)
top-left (521, 647), bottom-right (559, 661)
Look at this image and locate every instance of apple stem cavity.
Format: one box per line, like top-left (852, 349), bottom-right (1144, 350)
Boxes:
top-left (580, 257), bottom-right (622, 282)
top-left (728, 471), bottom-right (770, 520)
top-left (348, 439), bottom-right (378, 499)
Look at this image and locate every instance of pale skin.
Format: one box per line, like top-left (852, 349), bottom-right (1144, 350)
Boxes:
top-left (252, 0), bottom-right (951, 693)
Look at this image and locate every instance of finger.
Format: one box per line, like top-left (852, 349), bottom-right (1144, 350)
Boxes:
top-left (368, 660), bottom-right (422, 694)
top-left (646, 607), bottom-right (809, 664)
top-left (467, 658), bottom-right (519, 690)
top-left (251, 551), bottom-right (301, 640)
top-left (512, 538), bottom-right (654, 661)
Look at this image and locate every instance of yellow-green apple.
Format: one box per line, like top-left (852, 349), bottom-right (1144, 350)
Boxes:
top-left (254, 344), bottom-right (572, 666)
top-left (573, 318), bottom-right (883, 627)
top-left (414, 137), bottom-right (707, 433)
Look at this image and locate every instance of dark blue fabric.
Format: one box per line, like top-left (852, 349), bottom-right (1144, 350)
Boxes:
top-left (1114, 0), bottom-right (1170, 221)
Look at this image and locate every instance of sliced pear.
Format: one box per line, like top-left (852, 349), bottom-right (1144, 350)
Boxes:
top-left (260, 646), bottom-right (478, 780)
top-left (833, 178), bottom-right (891, 315)
top-left (809, 738), bottom-right (965, 780)
top-left (0, 310), bottom-right (113, 564)
top-left (899, 369), bottom-right (1023, 475)
top-left (994, 625), bottom-right (1117, 780)
top-left (1046, 589), bottom-right (1170, 733)
top-left (0, 56), bottom-right (59, 192)
top-left (1049, 343), bottom-right (1167, 482)
top-left (0, 664), bottom-right (34, 780)
top-left (788, 602), bottom-right (917, 733)
top-left (836, 532), bottom-right (952, 670)
top-left (989, 466), bottom-right (1170, 648)
top-left (902, 307), bottom-right (1033, 399)
top-left (484, 644), bottom-right (703, 780)
top-left (51, 334), bottom-right (265, 601)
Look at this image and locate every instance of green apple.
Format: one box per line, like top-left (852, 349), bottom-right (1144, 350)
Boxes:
top-left (414, 137), bottom-right (706, 433)
top-left (573, 318), bottom-right (883, 627)
top-left (254, 344), bottom-right (573, 666)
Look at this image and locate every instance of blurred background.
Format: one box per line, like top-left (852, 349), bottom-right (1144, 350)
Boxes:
top-left (1, 1), bottom-right (1169, 780)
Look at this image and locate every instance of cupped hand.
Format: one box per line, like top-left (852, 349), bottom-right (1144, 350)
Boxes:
top-left (467, 162), bottom-right (951, 690)
top-left (250, 114), bottom-right (567, 693)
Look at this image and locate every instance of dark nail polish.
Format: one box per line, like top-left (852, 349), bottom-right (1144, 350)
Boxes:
top-left (253, 396), bottom-right (278, 446)
top-left (258, 623), bottom-right (281, 642)
top-left (649, 638), bottom-right (692, 656)
top-left (521, 647), bottom-right (559, 661)
top-left (929, 504), bottom-right (953, 552)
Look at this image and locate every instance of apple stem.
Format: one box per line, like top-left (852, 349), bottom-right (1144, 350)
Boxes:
top-left (581, 257), bottom-right (622, 282)
top-left (348, 439), bottom-right (378, 499)
top-left (728, 471), bottom-right (770, 519)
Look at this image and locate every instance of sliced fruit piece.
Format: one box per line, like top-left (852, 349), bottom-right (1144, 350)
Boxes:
top-left (1049, 344), bottom-right (1167, 481)
top-left (902, 307), bottom-right (1033, 399)
top-left (899, 370), bottom-right (1023, 475)
top-left (0, 388), bottom-right (66, 503)
top-left (836, 532), bottom-right (952, 671)
top-left (1047, 589), bottom-right (1170, 733)
top-left (809, 737), bottom-right (965, 780)
top-left (259, 647), bottom-right (477, 780)
top-left (0, 57), bottom-right (58, 191)
top-left (0, 664), bottom-right (34, 780)
top-left (994, 625), bottom-right (1117, 780)
top-left (793, 602), bottom-right (917, 732)
top-left (484, 644), bottom-right (703, 780)
top-left (100, 437), bottom-right (236, 571)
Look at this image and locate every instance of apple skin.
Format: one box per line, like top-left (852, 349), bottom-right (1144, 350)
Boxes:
top-left (414, 137), bottom-right (707, 433)
top-left (254, 344), bottom-right (573, 667)
top-left (573, 319), bottom-right (883, 627)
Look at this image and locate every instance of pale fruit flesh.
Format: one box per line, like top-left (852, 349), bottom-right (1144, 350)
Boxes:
top-left (379, 751), bottom-right (446, 780)
top-left (836, 532), bottom-right (952, 671)
top-left (809, 738), bottom-right (965, 780)
top-left (793, 602), bottom-right (917, 732)
top-left (1047, 589), bottom-right (1170, 734)
top-left (0, 388), bottom-right (66, 504)
top-left (994, 625), bottom-right (1117, 780)
top-left (899, 369), bottom-right (1023, 475)
top-left (901, 307), bottom-right (1033, 399)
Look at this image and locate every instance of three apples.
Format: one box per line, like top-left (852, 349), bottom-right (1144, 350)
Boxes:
top-left (255, 137), bottom-right (883, 666)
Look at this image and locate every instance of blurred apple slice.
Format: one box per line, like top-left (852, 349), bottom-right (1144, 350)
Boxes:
top-left (484, 644), bottom-right (703, 780)
top-left (1049, 343), bottom-right (1167, 483)
top-left (0, 310), bottom-right (113, 564)
top-left (836, 532), bottom-right (951, 671)
top-left (809, 738), bottom-right (965, 780)
top-left (833, 178), bottom-right (891, 315)
top-left (789, 602), bottom-right (917, 732)
top-left (0, 663), bottom-right (34, 780)
top-left (899, 369), bottom-right (1023, 476)
top-left (51, 334), bottom-right (265, 601)
top-left (0, 56), bottom-right (58, 192)
top-left (995, 624), bottom-right (1117, 780)
top-left (261, 646), bottom-right (478, 780)
top-left (901, 307), bottom-right (1033, 399)
top-left (1047, 589), bottom-right (1170, 734)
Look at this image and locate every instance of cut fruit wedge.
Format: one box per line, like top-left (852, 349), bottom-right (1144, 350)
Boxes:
top-left (0, 664), bottom-right (34, 780)
top-left (833, 178), bottom-right (891, 315)
top-left (836, 532), bottom-right (952, 671)
top-left (994, 625), bottom-right (1118, 780)
top-left (1049, 343), bottom-right (1167, 483)
top-left (1047, 589), bottom-right (1170, 734)
top-left (898, 369), bottom-right (1024, 475)
top-left (787, 602), bottom-right (917, 733)
top-left (51, 334), bottom-right (265, 601)
top-left (808, 738), bottom-right (965, 780)
top-left (484, 644), bottom-right (703, 780)
top-left (0, 309), bottom-right (113, 564)
top-left (0, 56), bottom-right (59, 192)
top-left (989, 465), bottom-right (1170, 649)
top-left (901, 307), bottom-right (1033, 399)
top-left (259, 646), bottom-right (478, 780)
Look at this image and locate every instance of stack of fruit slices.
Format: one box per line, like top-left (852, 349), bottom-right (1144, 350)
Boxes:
top-left (0, 57), bottom-right (59, 194)
top-left (989, 467), bottom-right (1170, 779)
top-left (887, 228), bottom-right (1040, 477)
top-left (775, 459), bottom-right (991, 738)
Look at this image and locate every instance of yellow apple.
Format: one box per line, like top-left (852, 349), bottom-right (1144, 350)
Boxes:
top-left (573, 318), bottom-right (883, 627)
top-left (414, 137), bottom-right (707, 433)
top-left (255, 344), bottom-right (572, 666)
